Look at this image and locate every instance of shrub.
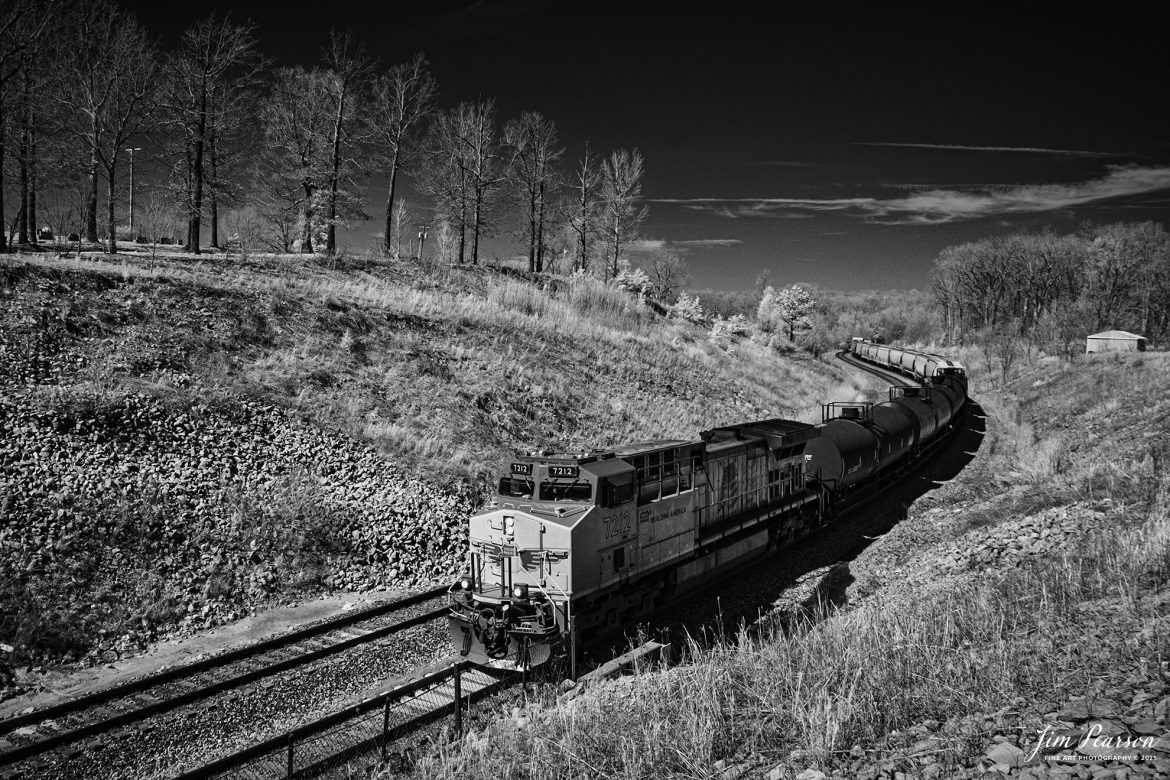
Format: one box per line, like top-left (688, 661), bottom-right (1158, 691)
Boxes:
top-left (671, 293), bottom-right (706, 324)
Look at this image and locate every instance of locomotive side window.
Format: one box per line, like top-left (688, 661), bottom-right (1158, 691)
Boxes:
top-left (633, 447), bottom-right (698, 504)
top-left (601, 476), bottom-right (635, 507)
top-left (538, 481), bottom-right (592, 502)
top-left (498, 477), bottom-right (533, 498)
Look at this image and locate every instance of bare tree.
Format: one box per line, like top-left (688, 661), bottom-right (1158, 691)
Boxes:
top-left (599, 148), bottom-right (647, 279)
top-left (0, 0), bottom-right (53, 252)
top-left (562, 143), bottom-right (602, 273)
top-left (368, 53), bottom-right (436, 255)
top-left (645, 249), bottom-right (689, 302)
top-left (418, 99), bottom-right (508, 265)
top-left (259, 66), bottom-right (332, 253)
top-left (54, 0), bottom-right (160, 253)
top-left (161, 14), bottom-right (262, 254)
top-left (321, 29), bottom-right (372, 256)
top-left (388, 197), bottom-right (413, 259)
top-left (504, 111), bottom-right (561, 272)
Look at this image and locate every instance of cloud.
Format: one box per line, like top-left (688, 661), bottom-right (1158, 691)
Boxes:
top-left (653, 165), bottom-right (1170, 225)
top-left (627, 238), bottom-right (744, 253)
top-left (856, 142), bottom-right (1118, 157)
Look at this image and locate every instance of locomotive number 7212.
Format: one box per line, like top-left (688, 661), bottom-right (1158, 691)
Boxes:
top-left (604, 511), bottom-right (633, 539)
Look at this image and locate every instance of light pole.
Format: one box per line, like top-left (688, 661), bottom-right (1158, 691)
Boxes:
top-left (125, 147), bottom-right (142, 239)
top-left (417, 224), bottom-right (430, 261)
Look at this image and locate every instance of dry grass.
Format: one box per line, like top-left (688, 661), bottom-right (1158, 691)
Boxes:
top-left (415, 474), bottom-right (1169, 779)
top-left (406, 352), bottom-right (1170, 780)
top-left (4, 251), bottom-right (858, 485)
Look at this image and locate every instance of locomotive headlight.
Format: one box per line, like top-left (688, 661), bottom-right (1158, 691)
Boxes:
top-left (501, 602), bottom-right (511, 612)
top-left (459, 577), bottom-right (472, 590)
top-left (511, 584), bottom-right (529, 600)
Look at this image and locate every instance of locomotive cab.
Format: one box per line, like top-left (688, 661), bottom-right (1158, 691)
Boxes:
top-left (447, 450), bottom-right (649, 669)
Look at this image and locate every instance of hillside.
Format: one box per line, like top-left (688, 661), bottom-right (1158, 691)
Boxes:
top-left (0, 251), bottom-right (859, 690)
top-left (410, 351), bottom-right (1170, 779)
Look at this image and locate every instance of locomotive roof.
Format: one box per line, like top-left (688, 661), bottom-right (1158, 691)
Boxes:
top-left (513, 439), bottom-right (698, 465)
top-left (701, 418), bottom-right (819, 452)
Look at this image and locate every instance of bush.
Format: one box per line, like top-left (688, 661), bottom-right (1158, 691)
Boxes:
top-left (671, 293), bottom-right (706, 324)
top-left (710, 314), bottom-right (750, 341)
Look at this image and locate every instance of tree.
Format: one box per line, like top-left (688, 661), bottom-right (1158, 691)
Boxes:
top-left (1082, 221), bottom-right (1169, 335)
top-left (504, 111), bottom-right (561, 272)
top-left (54, 0), bottom-right (160, 253)
top-left (368, 53), bottom-right (436, 255)
top-left (644, 249), bottom-right (688, 302)
top-left (562, 143), bottom-right (602, 273)
top-left (758, 284), bottom-right (817, 341)
top-left (599, 148), bottom-right (647, 279)
top-left (258, 66), bottom-right (332, 253)
top-left (162, 14), bottom-right (262, 254)
top-left (418, 99), bottom-right (508, 265)
top-left (387, 197), bottom-right (414, 259)
top-left (320, 29), bottom-right (371, 255)
top-left (0, 0), bottom-right (54, 252)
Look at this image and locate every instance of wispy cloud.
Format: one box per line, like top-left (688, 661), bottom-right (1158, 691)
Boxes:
top-left (856, 142), bottom-right (1118, 158)
top-left (653, 165), bottom-right (1170, 225)
top-left (628, 238), bottom-right (743, 252)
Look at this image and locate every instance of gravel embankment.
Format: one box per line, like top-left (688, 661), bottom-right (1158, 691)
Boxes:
top-left (0, 391), bottom-right (476, 679)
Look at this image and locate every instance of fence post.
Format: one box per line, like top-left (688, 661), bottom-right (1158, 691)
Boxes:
top-left (381, 698), bottom-right (390, 761)
top-left (453, 662), bottom-right (462, 736)
top-left (286, 732), bottom-right (294, 779)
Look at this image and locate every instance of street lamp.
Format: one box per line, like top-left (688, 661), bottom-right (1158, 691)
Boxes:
top-left (125, 147), bottom-right (142, 239)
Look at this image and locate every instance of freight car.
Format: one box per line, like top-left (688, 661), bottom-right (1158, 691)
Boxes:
top-left (447, 338), bottom-right (967, 671)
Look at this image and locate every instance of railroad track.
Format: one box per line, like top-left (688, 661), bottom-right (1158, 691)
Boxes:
top-left (174, 657), bottom-right (514, 780)
top-left (0, 586), bottom-right (449, 772)
top-left (173, 641), bottom-right (669, 779)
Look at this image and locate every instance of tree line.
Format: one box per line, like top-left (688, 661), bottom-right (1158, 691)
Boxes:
top-left (0, 0), bottom-right (648, 274)
top-left (931, 221), bottom-right (1170, 350)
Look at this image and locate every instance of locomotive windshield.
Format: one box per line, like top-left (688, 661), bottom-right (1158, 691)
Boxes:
top-left (497, 477), bottom-right (534, 498)
top-left (538, 481), bottom-right (593, 502)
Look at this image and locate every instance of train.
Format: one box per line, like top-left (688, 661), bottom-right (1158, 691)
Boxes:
top-left (447, 338), bottom-right (968, 671)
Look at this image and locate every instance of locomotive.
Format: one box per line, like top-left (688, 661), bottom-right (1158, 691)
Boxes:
top-left (447, 338), bottom-right (967, 671)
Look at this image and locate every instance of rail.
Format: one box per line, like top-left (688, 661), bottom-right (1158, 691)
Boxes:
top-left (174, 660), bottom-right (515, 780)
top-left (0, 586), bottom-right (448, 768)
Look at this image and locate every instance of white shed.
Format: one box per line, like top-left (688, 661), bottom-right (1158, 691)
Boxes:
top-left (1086, 330), bottom-right (1147, 353)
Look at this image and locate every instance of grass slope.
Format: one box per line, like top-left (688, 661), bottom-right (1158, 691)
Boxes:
top-left (410, 352), bottom-right (1170, 780)
top-left (0, 250), bottom-right (857, 681)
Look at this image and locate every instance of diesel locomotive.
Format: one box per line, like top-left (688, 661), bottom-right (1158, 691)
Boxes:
top-left (447, 338), bottom-right (967, 670)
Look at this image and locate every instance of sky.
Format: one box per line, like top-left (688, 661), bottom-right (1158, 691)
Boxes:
top-left (125, 1), bottom-right (1170, 291)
